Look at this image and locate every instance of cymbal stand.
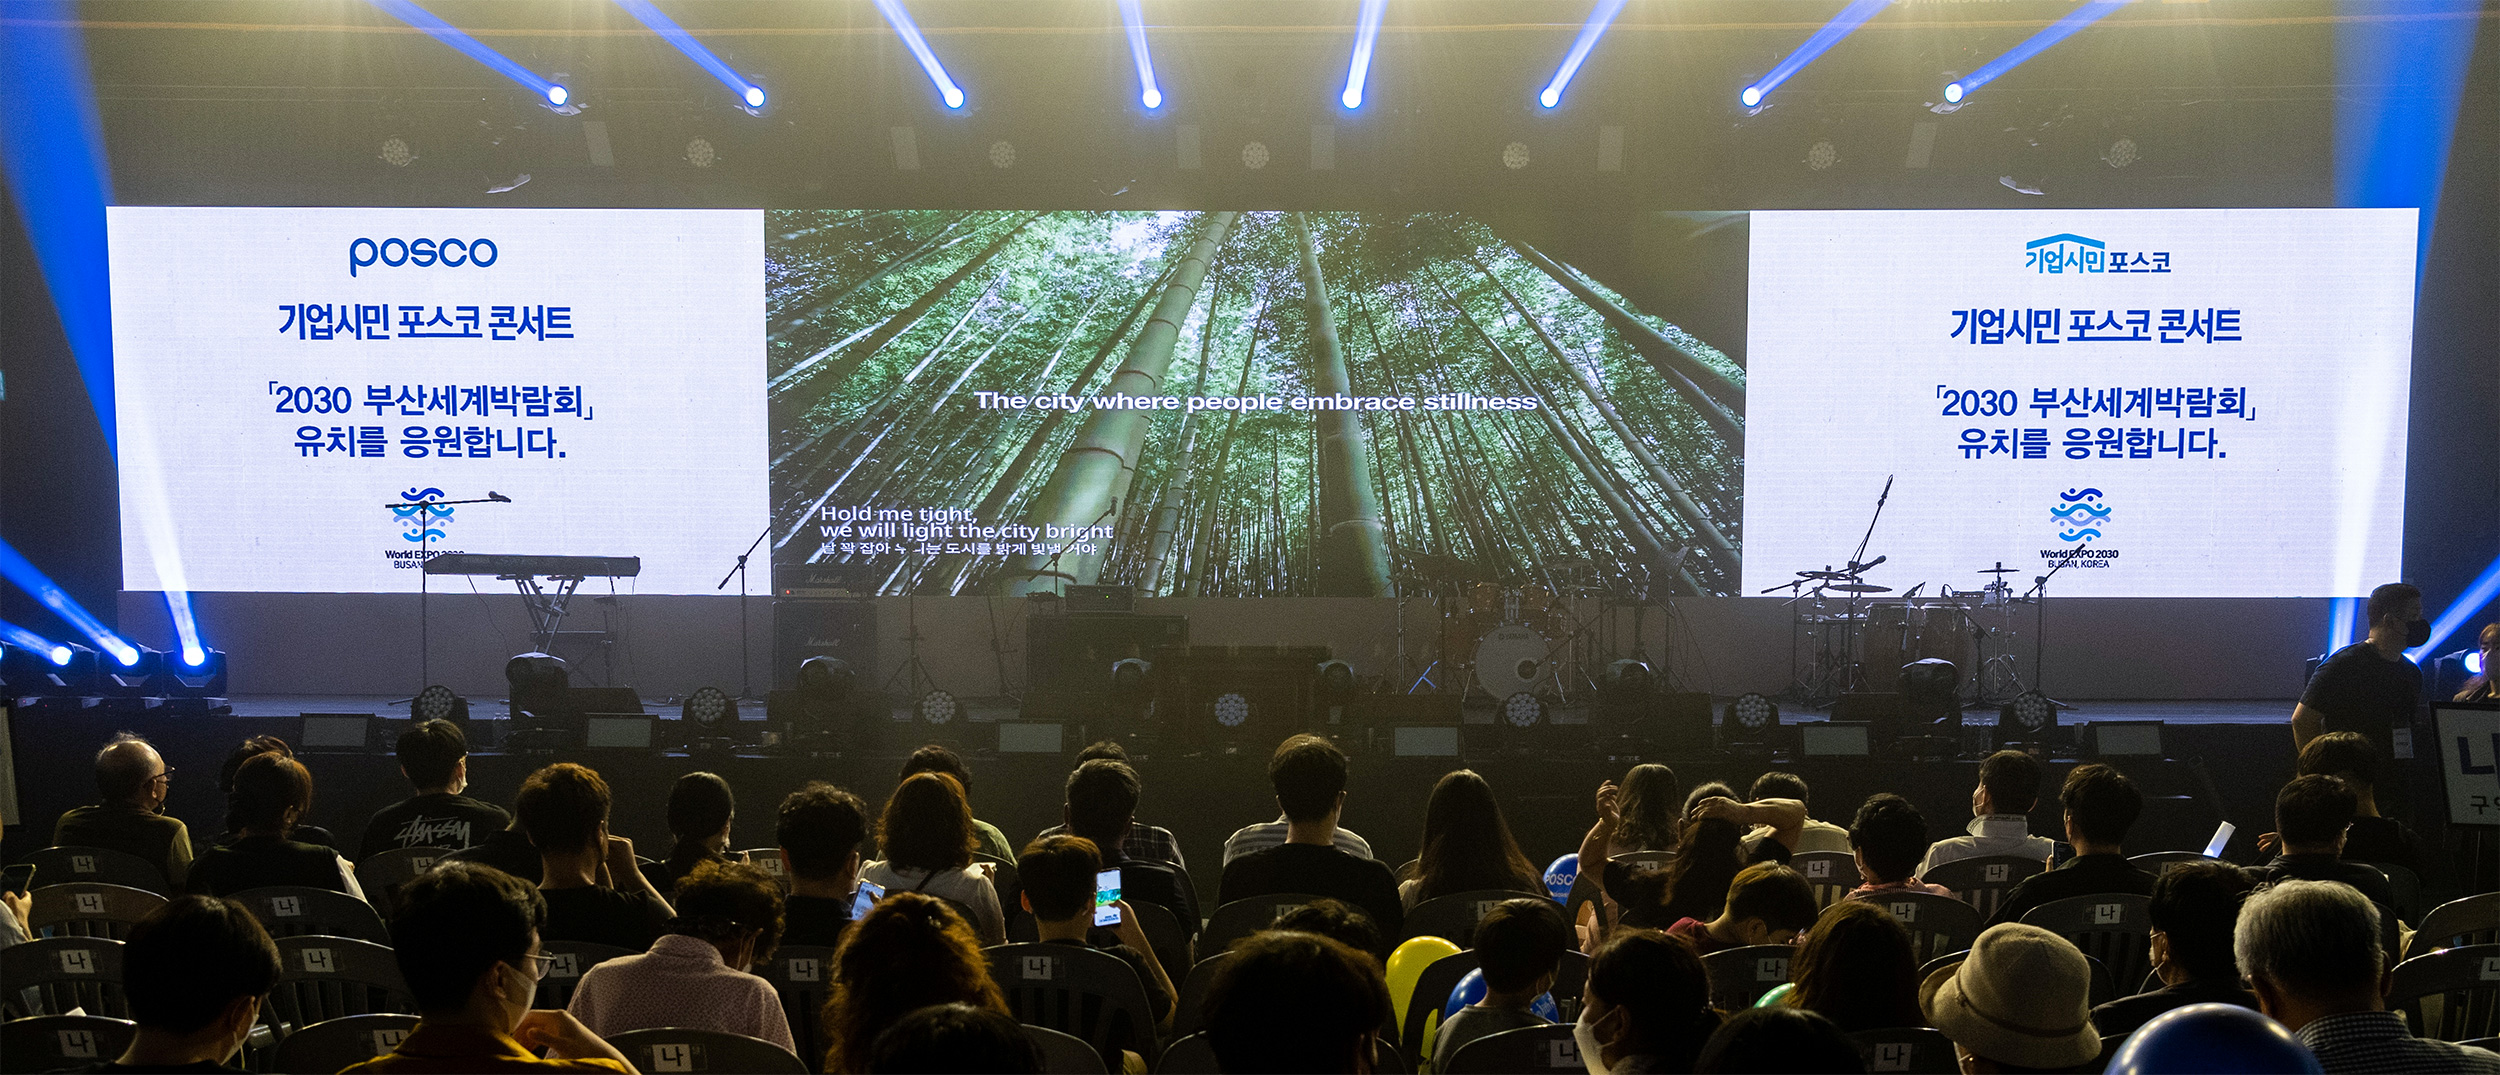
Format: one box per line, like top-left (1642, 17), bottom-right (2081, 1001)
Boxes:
top-left (2024, 542), bottom-right (2090, 711)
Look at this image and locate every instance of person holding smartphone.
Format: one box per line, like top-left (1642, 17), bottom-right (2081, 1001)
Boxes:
top-left (1017, 836), bottom-right (1174, 1043)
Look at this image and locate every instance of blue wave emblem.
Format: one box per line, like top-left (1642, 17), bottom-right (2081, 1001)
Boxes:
top-left (2061, 487), bottom-right (2104, 501)
top-left (2050, 503), bottom-right (2111, 522)
top-left (2058, 528), bottom-right (2103, 542)
top-left (394, 487), bottom-right (453, 542)
top-left (402, 528), bottom-right (448, 543)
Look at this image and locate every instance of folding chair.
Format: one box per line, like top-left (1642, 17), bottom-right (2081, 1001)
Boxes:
top-left (986, 942), bottom-right (1162, 1068)
top-left (1023, 1023), bottom-right (1110, 1075)
top-left (1197, 893), bottom-right (1323, 961)
top-left (535, 940), bottom-right (639, 1009)
top-left (1919, 855), bottom-right (2045, 922)
top-left (604, 1028), bottom-right (809, 1074)
top-left (1128, 898), bottom-right (1193, 983)
top-left (1400, 950), bottom-right (1480, 1064)
top-left (266, 1013), bottom-right (420, 1074)
top-left (2369, 862), bottom-right (2423, 924)
top-left (233, 885), bottom-right (390, 944)
top-left (1400, 889), bottom-right (1545, 948)
top-left (0, 1015), bottom-right (136, 1074)
top-left (19, 845), bottom-right (169, 895)
top-left (0, 936), bottom-right (127, 1019)
top-left (2389, 944), bottom-right (2500, 1042)
top-left (26, 882), bottom-right (164, 941)
top-left (1609, 851), bottom-right (1675, 871)
top-left (738, 848), bottom-right (791, 891)
top-left (1441, 1024), bottom-right (1582, 1074)
top-left (2021, 894), bottom-right (2153, 996)
top-left (1156, 1032), bottom-right (1218, 1074)
top-left (1849, 1027), bottom-right (1959, 1074)
top-left (1852, 891), bottom-right (1986, 963)
top-left (1702, 945), bottom-right (1794, 1011)
top-left (1791, 852), bottom-right (1858, 908)
top-left (266, 936), bottom-right (415, 1036)
top-left (353, 846), bottom-right (452, 920)
top-left (756, 944), bottom-right (837, 1073)
top-left (2410, 893), bottom-right (2500, 961)
top-left (1171, 951), bottom-right (1230, 1039)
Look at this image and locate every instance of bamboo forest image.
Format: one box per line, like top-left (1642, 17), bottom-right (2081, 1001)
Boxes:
top-left (766, 210), bottom-right (1747, 598)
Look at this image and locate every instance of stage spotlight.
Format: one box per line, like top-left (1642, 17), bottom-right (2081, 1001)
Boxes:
top-left (989, 141), bottom-right (1016, 169)
top-left (2104, 137), bottom-right (2138, 168)
top-left (369, 0), bottom-right (571, 110)
top-left (1213, 691), bottom-right (1251, 728)
top-left (686, 138), bottom-right (718, 167)
top-left (545, 84), bottom-right (569, 107)
top-left (682, 685), bottom-right (737, 729)
top-left (2429, 648), bottom-right (2486, 701)
top-left (379, 137), bottom-right (416, 167)
top-left (744, 85), bottom-right (766, 108)
top-left (505, 652), bottom-right (571, 720)
top-left (916, 689), bottom-right (959, 725)
top-left (149, 647), bottom-right (228, 699)
top-left (1537, 0), bottom-right (1625, 109)
top-left (1944, 82), bottom-right (1965, 104)
top-left (1740, 86), bottom-right (1763, 108)
top-left (1340, 0), bottom-right (1386, 109)
top-left (1502, 691), bottom-right (1546, 728)
top-left (1118, 0), bottom-right (1163, 109)
top-left (1242, 141), bottom-right (1269, 170)
top-left (2000, 690), bottom-right (2055, 745)
top-left (1730, 692), bottom-right (1778, 731)
top-left (1806, 140), bottom-right (1839, 171)
top-left (1742, 0), bottom-right (1889, 109)
top-left (873, 0), bottom-right (967, 109)
top-left (412, 683), bottom-right (470, 725)
top-left (1503, 142), bottom-right (1530, 170)
top-left (2, 638), bottom-right (96, 697)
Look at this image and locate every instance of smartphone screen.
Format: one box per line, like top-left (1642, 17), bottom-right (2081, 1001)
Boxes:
top-left (850, 879), bottom-right (884, 920)
top-left (1, 863), bottom-right (33, 897)
top-left (1092, 868), bottom-right (1122, 927)
top-left (2202, 821), bottom-right (2237, 859)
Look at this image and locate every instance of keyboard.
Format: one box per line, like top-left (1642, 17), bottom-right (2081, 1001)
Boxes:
top-left (422, 554), bottom-right (642, 578)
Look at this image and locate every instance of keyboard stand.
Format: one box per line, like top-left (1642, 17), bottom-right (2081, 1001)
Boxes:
top-left (501, 573), bottom-right (587, 654)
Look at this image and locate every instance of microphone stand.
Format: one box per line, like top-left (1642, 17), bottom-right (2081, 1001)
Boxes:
top-left (2024, 540), bottom-right (2091, 712)
top-left (386, 491), bottom-right (511, 695)
top-left (717, 523), bottom-right (774, 703)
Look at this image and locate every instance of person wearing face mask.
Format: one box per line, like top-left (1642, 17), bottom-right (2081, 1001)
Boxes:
top-left (569, 860), bottom-right (794, 1052)
top-left (346, 861), bottom-right (636, 1073)
top-left (2292, 582), bottom-right (2426, 758)
top-left (1575, 929), bottom-right (1720, 1075)
top-left (55, 733), bottom-right (194, 889)
top-left (70, 896), bottom-right (280, 1074)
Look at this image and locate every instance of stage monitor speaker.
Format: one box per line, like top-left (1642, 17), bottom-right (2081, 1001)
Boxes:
top-left (584, 715), bottom-right (656, 750)
top-left (1025, 613), bottom-right (1186, 695)
top-left (1342, 693), bottom-right (1461, 727)
top-left (1393, 725), bottom-right (1461, 757)
top-left (299, 714), bottom-right (375, 752)
top-left (774, 599), bottom-right (879, 691)
top-left (997, 722), bottom-right (1064, 754)
top-left (1802, 722), bottom-right (1874, 757)
top-left (2087, 721), bottom-right (2164, 758)
top-left (567, 687), bottom-right (644, 719)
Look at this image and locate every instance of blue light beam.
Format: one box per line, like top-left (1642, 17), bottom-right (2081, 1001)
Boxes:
top-left (1540, 0), bottom-right (1625, 109)
top-left (1341, 0), bottom-right (1387, 109)
top-left (613, 0), bottom-right (767, 109)
top-left (873, 0), bottom-right (966, 109)
top-left (0, 536), bottom-right (139, 666)
top-left (0, 618), bottom-right (76, 666)
top-left (1946, 0), bottom-right (2135, 105)
top-left (1741, 0), bottom-right (1890, 108)
top-left (1119, 0), bottom-right (1164, 109)
top-left (2409, 552), bottom-right (2500, 664)
top-left (367, 0), bottom-right (570, 107)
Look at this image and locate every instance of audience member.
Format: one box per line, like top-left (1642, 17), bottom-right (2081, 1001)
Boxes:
top-left (1666, 862), bottom-right (1817, 957)
top-left (1788, 900), bottom-right (1923, 1033)
top-left (1985, 763), bottom-right (2153, 926)
top-left (1222, 736), bottom-right (1378, 867)
top-left (1920, 924), bottom-right (2102, 1074)
top-left (516, 762), bottom-right (674, 951)
top-left (898, 745), bottom-right (1018, 864)
top-left (1268, 897), bottom-right (1385, 960)
top-left (208, 736), bottom-right (338, 849)
top-left (1847, 794), bottom-right (1952, 897)
top-left (2254, 775), bottom-right (2398, 909)
top-left (185, 752), bottom-right (365, 899)
top-left (73, 896), bottom-right (280, 1074)
top-left (347, 861), bottom-right (632, 1072)
top-left (2294, 733), bottom-right (2423, 874)
top-left (1219, 734), bottom-right (1403, 943)
top-left (1399, 769), bottom-right (1540, 908)
top-left (2292, 582), bottom-right (2424, 756)
top-left (776, 781), bottom-right (870, 949)
top-left (439, 809), bottom-right (546, 885)
top-left (1693, 1007), bottom-right (1867, 1075)
top-left (1203, 930), bottom-right (1393, 1074)
top-left (1746, 772), bottom-right (1853, 853)
top-left (363, 720), bottom-right (509, 858)
top-left (54, 733), bottom-right (193, 888)
top-left (639, 771), bottom-right (737, 894)
top-left (1018, 834), bottom-right (1174, 1064)
top-left (862, 772), bottom-right (1007, 945)
top-left (1607, 763), bottom-right (1682, 856)
top-left (1059, 758), bottom-right (1198, 936)
top-left (2237, 879), bottom-right (2500, 1073)
top-left (2455, 622), bottom-right (2499, 702)
top-left (2091, 861), bottom-right (2259, 1037)
top-left (1034, 740), bottom-right (1188, 872)
top-left (820, 891), bottom-right (1013, 1075)
top-left (570, 860), bottom-right (793, 1051)
top-left (866, 1003), bottom-right (1043, 1075)
top-left (1919, 750), bottom-right (2054, 873)
top-left (1434, 897), bottom-right (1570, 1064)
top-left (1576, 928), bottom-right (1720, 1075)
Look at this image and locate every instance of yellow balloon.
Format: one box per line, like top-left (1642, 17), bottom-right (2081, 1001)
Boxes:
top-left (1385, 935), bottom-right (1463, 1029)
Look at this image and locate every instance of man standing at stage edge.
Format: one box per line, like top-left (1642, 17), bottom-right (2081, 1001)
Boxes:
top-left (2292, 583), bottom-right (2426, 759)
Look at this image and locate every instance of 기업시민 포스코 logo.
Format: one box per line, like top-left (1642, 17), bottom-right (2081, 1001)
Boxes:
top-left (392, 487), bottom-right (451, 543)
top-left (2025, 233), bottom-right (2173, 274)
top-left (2051, 487), bottom-right (2109, 543)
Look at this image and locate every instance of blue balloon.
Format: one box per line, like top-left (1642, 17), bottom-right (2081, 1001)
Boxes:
top-left (2107, 1003), bottom-right (2322, 1075)
top-left (1443, 968), bottom-right (1488, 1020)
top-left (1544, 853), bottom-right (1580, 902)
top-left (1529, 991), bottom-right (1560, 1022)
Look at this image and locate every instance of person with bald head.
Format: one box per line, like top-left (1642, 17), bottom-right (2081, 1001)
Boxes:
top-left (54, 732), bottom-right (195, 888)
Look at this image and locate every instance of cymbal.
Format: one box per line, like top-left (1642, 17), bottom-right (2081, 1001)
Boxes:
top-left (1796, 569), bottom-right (1859, 580)
top-left (1976, 566), bottom-right (2021, 575)
top-left (1825, 583), bottom-right (1893, 593)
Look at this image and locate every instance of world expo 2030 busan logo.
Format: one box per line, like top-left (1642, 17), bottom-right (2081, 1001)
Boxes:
top-left (392, 487), bottom-right (452, 543)
top-left (2052, 488), bottom-right (2110, 543)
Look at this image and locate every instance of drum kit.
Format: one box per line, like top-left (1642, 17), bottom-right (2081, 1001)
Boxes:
top-left (1433, 581), bottom-right (1584, 701)
top-left (1770, 560), bottom-right (2034, 708)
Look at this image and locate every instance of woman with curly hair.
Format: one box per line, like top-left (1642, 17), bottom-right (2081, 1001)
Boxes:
top-left (1785, 899), bottom-right (1923, 1032)
top-left (820, 891), bottom-right (1010, 1074)
top-left (571, 859), bottom-right (793, 1050)
top-left (862, 772), bottom-right (1006, 945)
top-left (1608, 763), bottom-right (1681, 856)
top-left (1399, 770), bottom-right (1541, 909)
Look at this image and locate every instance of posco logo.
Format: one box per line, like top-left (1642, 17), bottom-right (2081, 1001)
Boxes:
top-left (349, 237), bottom-right (498, 277)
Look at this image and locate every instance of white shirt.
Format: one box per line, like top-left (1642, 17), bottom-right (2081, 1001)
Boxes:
top-left (1221, 818), bottom-right (1373, 865)
top-left (1918, 814), bottom-right (2055, 874)
top-left (862, 861), bottom-right (1006, 945)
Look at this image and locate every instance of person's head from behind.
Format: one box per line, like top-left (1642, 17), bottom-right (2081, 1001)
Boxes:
top-left (1582, 929), bottom-right (1714, 1072)
top-left (1016, 834), bottom-right (1104, 925)
top-left (1920, 924), bottom-right (2100, 1073)
top-left (1693, 1007), bottom-right (1866, 1075)
top-left (227, 751), bottom-right (314, 838)
top-left (218, 735), bottom-right (293, 797)
top-left (1204, 930), bottom-right (1391, 1073)
top-left (880, 771), bottom-right (977, 873)
top-left (824, 891), bottom-right (1010, 1075)
top-left (2235, 879), bottom-right (2385, 1027)
top-left (121, 896), bottom-right (281, 1065)
top-left (867, 1003), bottom-right (1042, 1074)
top-left (1790, 900), bottom-right (1921, 1032)
top-left (666, 771), bottom-right (736, 856)
top-left (2366, 582), bottom-right (2423, 638)
top-left (1077, 739), bottom-right (1129, 765)
top-left (1848, 794), bottom-right (1931, 885)
top-left (1657, 815), bottom-right (1745, 920)
top-left (1064, 758), bottom-right (1141, 848)
top-left (2148, 861), bottom-right (2254, 986)
top-left (1417, 769), bottom-right (1535, 894)
top-left (777, 781), bottom-right (869, 889)
top-left (670, 859), bottom-right (783, 968)
top-left (2059, 763), bottom-right (2142, 851)
top-left (1270, 734), bottom-right (1350, 825)
top-left (1473, 898), bottom-right (1570, 1003)
top-left (96, 732), bottom-right (170, 810)
top-left (1747, 771), bottom-right (1809, 809)
top-left (1977, 749), bottom-right (2043, 816)
top-left (515, 762), bottom-right (611, 859)
top-left (398, 719), bottom-right (470, 794)
top-left (1682, 780), bottom-right (1738, 819)
top-left (2296, 732), bottom-right (2382, 796)
top-left (391, 862), bottom-right (549, 1029)
top-left (1614, 763), bottom-right (1680, 851)
top-left (2274, 775), bottom-right (2358, 856)
top-left (1269, 898), bottom-right (1383, 959)
top-left (899, 745), bottom-right (976, 804)
top-left (1714, 863), bottom-right (1818, 946)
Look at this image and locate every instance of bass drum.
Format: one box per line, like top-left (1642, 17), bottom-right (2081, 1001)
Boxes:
top-left (1473, 624), bottom-right (1553, 699)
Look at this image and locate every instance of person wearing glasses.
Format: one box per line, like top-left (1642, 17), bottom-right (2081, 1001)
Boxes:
top-left (54, 733), bottom-right (194, 889)
top-left (346, 861), bottom-right (636, 1073)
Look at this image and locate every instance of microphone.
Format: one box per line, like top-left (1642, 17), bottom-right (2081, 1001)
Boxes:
top-left (488, 491), bottom-right (512, 503)
top-left (1855, 555), bottom-right (1887, 571)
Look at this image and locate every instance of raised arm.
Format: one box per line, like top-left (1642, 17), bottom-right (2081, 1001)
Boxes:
top-left (1692, 796), bottom-right (1806, 852)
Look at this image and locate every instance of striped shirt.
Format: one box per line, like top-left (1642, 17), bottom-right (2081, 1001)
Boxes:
top-left (2297, 1011), bottom-right (2500, 1074)
top-left (1035, 820), bottom-right (1188, 873)
top-left (1222, 819), bottom-right (1372, 866)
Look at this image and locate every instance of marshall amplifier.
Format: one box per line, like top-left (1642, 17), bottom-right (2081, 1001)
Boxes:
top-left (773, 597), bottom-right (879, 691)
top-left (774, 562), bottom-right (879, 598)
